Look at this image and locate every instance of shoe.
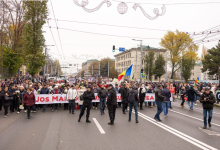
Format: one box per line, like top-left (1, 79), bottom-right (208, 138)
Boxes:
top-left (140, 108), bottom-right (144, 110)
top-left (55, 110), bottom-right (57, 112)
top-left (136, 120), bottom-right (139, 123)
top-left (164, 115), bottom-right (167, 117)
top-left (78, 117), bottom-right (81, 122)
top-left (31, 111), bottom-right (33, 113)
top-left (52, 110), bottom-right (54, 112)
top-left (4, 115), bottom-right (7, 118)
top-left (28, 116), bottom-right (30, 119)
top-left (24, 110), bottom-right (27, 113)
top-left (43, 110), bottom-right (45, 113)
top-left (150, 106), bottom-right (153, 108)
top-left (108, 122), bottom-right (114, 125)
top-left (126, 110), bottom-right (128, 112)
top-left (33, 111), bottom-right (36, 113)
top-left (101, 113), bottom-right (103, 115)
top-left (123, 112), bottom-right (126, 114)
top-left (169, 106), bottom-right (173, 109)
top-left (95, 107), bottom-right (97, 110)
top-left (128, 119), bottom-right (131, 122)
top-left (69, 111), bottom-right (71, 113)
top-left (154, 117), bottom-right (158, 121)
top-left (72, 112), bottom-right (75, 114)
top-left (180, 105), bottom-right (184, 107)
top-left (86, 120), bottom-right (91, 123)
top-left (203, 126), bottom-right (207, 129)
top-left (208, 123), bottom-right (211, 128)
top-left (17, 112), bottom-right (20, 114)
top-left (158, 119), bottom-right (162, 122)
top-left (103, 112), bottom-right (105, 114)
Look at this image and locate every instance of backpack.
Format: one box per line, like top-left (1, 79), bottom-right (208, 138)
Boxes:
top-left (80, 95), bottom-right (84, 101)
top-left (100, 90), bottom-right (106, 98)
top-left (128, 92), bottom-right (136, 104)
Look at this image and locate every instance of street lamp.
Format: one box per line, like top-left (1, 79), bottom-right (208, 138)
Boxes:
top-left (132, 39), bottom-right (143, 82)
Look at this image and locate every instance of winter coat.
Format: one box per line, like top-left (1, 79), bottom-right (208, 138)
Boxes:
top-left (162, 88), bottom-right (171, 102)
top-left (40, 87), bottom-right (50, 94)
top-left (180, 90), bottom-right (186, 100)
top-left (77, 89), bottom-right (86, 105)
top-left (0, 91), bottom-right (4, 100)
top-left (23, 92), bottom-right (35, 106)
top-left (184, 87), bottom-right (199, 101)
top-left (128, 88), bottom-right (139, 103)
top-left (138, 88), bottom-right (145, 102)
top-left (82, 91), bottom-right (95, 105)
top-left (67, 89), bottom-right (77, 100)
top-left (1, 91), bottom-right (13, 106)
top-left (200, 91), bottom-right (216, 110)
top-left (121, 87), bottom-right (129, 103)
top-left (107, 88), bottom-right (117, 105)
top-left (98, 88), bottom-right (108, 98)
top-left (155, 89), bottom-right (165, 102)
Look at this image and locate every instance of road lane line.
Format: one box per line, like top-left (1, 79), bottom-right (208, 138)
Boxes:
top-left (169, 110), bottom-right (220, 127)
top-left (134, 111), bottom-right (218, 150)
top-left (171, 103), bottom-right (220, 115)
top-left (92, 118), bottom-right (105, 134)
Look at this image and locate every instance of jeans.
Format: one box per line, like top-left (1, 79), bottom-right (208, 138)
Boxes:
top-left (155, 101), bottom-right (163, 120)
top-left (162, 102), bottom-right (169, 116)
top-left (188, 101), bottom-right (194, 109)
top-left (100, 98), bottom-right (106, 113)
top-left (194, 95), bottom-right (198, 103)
top-left (203, 109), bottom-right (213, 127)
top-left (129, 102), bottom-right (138, 121)
top-left (43, 104), bottom-right (47, 111)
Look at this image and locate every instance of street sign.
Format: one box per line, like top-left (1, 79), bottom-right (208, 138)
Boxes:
top-left (119, 47), bottom-right (125, 52)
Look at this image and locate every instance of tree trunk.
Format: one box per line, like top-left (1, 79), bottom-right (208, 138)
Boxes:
top-left (171, 65), bottom-right (175, 79)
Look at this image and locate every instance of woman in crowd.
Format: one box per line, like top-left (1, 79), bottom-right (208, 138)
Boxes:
top-left (138, 84), bottom-right (146, 110)
top-left (180, 86), bottom-right (186, 107)
top-left (1, 87), bottom-right (13, 118)
top-left (22, 87), bottom-right (35, 119)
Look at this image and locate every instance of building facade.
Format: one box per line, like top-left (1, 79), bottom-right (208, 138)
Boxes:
top-left (190, 61), bottom-right (218, 81)
top-left (82, 59), bottom-right (98, 74)
top-left (114, 46), bottom-right (167, 81)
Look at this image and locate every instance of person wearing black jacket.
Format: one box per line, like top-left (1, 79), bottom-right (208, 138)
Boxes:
top-left (180, 86), bottom-right (186, 107)
top-left (0, 87), bottom-right (4, 112)
top-left (184, 85), bottom-right (199, 110)
top-left (200, 87), bottom-right (216, 129)
top-left (128, 85), bottom-right (139, 123)
top-left (98, 84), bottom-right (108, 115)
top-left (40, 84), bottom-right (50, 112)
top-left (107, 84), bottom-right (117, 125)
top-left (78, 86), bottom-right (95, 123)
top-left (121, 84), bottom-right (129, 114)
top-left (154, 84), bottom-right (165, 121)
top-left (1, 87), bottom-right (13, 117)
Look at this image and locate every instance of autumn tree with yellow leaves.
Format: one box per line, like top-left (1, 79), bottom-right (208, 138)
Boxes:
top-left (160, 30), bottom-right (199, 79)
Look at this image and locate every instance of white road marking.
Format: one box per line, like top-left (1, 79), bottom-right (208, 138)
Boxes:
top-left (133, 111), bottom-right (218, 150)
top-left (170, 110), bottom-right (220, 127)
top-left (171, 103), bottom-right (220, 115)
top-left (92, 118), bottom-right (105, 134)
top-left (198, 127), bottom-right (220, 136)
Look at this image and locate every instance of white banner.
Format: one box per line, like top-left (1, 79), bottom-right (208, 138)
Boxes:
top-left (35, 93), bottom-right (163, 104)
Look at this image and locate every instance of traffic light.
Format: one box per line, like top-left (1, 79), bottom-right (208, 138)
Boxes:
top-left (141, 69), bottom-right (144, 75)
top-left (113, 45), bottom-right (115, 52)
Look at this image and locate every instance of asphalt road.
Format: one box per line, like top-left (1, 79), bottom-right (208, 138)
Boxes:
top-left (0, 99), bottom-right (219, 150)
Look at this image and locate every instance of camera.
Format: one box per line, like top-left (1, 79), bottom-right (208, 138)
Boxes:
top-left (205, 97), bottom-right (209, 101)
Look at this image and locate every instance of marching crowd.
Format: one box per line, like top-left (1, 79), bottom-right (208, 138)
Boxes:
top-left (0, 75), bottom-right (219, 128)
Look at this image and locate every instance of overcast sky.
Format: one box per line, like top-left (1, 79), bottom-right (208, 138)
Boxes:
top-left (43, 0), bottom-right (220, 73)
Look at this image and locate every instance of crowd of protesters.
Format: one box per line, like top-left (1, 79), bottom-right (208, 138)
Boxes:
top-left (0, 75), bottom-right (219, 128)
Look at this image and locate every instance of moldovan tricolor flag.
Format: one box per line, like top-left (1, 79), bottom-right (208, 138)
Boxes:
top-left (118, 64), bottom-right (133, 81)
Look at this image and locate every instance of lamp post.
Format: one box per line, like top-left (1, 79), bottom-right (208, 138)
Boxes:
top-left (132, 39), bottom-right (143, 82)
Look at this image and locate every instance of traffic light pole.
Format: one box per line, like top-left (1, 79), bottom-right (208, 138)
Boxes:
top-left (140, 41), bottom-right (143, 83)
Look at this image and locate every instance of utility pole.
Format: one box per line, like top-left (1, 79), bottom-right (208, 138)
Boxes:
top-left (43, 48), bottom-right (47, 78)
top-left (99, 62), bottom-right (100, 75)
top-left (135, 49), bottom-right (137, 81)
top-left (165, 52), bottom-right (168, 82)
top-left (108, 61), bottom-right (109, 77)
top-left (140, 41), bottom-right (143, 83)
top-left (92, 65), bottom-right (93, 76)
top-left (50, 60), bottom-right (52, 76)
top-left (1, 1), bottom-right (4, 78)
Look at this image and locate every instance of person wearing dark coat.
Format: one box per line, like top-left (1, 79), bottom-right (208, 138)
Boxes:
top-left (22, 87), bottom-right (35, 119)
top-left (1, 87), bottom-right (13, 117)
top-left (20, 87), bottom-right (26, 112)
top-left (40, 84), bottom-right (50, 112)
top-left (78, 86), bottom-right (95, 123)
top-left (128, 85), bottom-right (139, 123)
top-left (200, 87), bottom-right (216, 129)
top-left (184, 86), bottom-right (199, 110)
top-left (98, 84), bottom-right (108, 115)
top-left (180, 86), bottom-right (186, 107)
top-left (162, 85), bottom-right (171, 117)
top-left (0, 87), bottom-right (4, 112)
top-left (154, 84), bottom-right (165, 122)
top-left (121, 84), bottom-right (129, 114)
top-left (107, 84), bottom-right (117, 125)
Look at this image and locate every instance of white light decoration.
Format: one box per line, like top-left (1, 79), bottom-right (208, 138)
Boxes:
top-left (72, 0), bottom-right (166, 20)
top-left (133, 4), bottom-right (166, 20)
top-left (117, 2), bottom-right (128, 14)
top-left (73, 0), bottom-right (111, 13)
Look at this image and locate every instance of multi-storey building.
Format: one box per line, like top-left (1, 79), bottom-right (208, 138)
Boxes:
top-left (114, 46), bottom-right (167, 81)
top-left (81, 59), bottom-right (98, 74)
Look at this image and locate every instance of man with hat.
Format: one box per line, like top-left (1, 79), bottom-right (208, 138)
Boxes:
top-left (200, 87), bottom-right (216, 129)
top-left (78, 86), bottom-right (95, 123)
top-left (107, 84), bottom-right (117, 125)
